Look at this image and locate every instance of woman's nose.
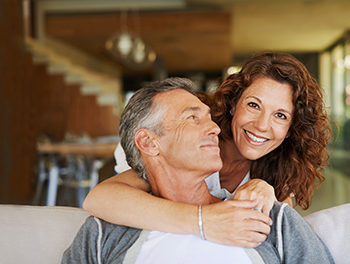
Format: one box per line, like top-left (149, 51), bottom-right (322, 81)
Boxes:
top-left (254, 112), bottom-right (270, 132)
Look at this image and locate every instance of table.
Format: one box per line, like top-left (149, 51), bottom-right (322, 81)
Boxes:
top-left (34, 141), bottom-right (118, 207)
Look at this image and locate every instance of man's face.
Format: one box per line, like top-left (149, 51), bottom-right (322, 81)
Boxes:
top-left (155, 89), bottom-right (222, 176)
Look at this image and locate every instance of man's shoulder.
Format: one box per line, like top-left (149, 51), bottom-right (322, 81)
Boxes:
top-left (84, 215), bottom-right (142, 238)
top-left (62, 216), bottom-right (143, 263)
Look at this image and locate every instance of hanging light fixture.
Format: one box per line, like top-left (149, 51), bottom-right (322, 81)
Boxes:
top-left (105, 11), bottom-right (156, 70)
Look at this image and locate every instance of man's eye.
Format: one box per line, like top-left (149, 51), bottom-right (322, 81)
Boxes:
top-left (187, 115), bottom-right (197, 120)
top-left (248, 102), bottom-right (259, 109)
top-left (276, 112), bottom-right (287, 120)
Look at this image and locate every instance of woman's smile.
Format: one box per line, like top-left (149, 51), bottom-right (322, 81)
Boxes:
top-left (244, 130), bottom-right (269, 144)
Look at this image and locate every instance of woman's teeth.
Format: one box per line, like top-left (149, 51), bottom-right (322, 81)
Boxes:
top-left (245, 130), bottom-right (268, 143)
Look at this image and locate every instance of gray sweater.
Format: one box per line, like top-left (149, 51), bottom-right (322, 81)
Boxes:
top-left (61, 202), bottom-right (334, 264)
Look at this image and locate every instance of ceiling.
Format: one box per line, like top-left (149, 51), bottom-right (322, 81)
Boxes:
top-left (36, 0), bottom-right (350, 75)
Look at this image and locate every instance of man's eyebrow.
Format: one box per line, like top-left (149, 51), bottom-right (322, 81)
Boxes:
top-left (181, 106), bottom-right (210, 115)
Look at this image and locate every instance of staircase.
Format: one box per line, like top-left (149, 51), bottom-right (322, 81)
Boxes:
top-left (25, 37), bottom-right (124, 114)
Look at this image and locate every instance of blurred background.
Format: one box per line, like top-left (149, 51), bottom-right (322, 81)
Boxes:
top-left (0, 0), bottom-right (349, 215)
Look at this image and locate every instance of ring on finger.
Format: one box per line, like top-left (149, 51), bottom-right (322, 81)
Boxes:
top-left (253, 208), bottom-right (262, 213)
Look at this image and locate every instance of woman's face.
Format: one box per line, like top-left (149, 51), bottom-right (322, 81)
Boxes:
top-left (231, 76), bottom-right (294, 161)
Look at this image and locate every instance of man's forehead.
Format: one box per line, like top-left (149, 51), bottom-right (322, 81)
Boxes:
top-left (155, 89), bottom-right (208, 114)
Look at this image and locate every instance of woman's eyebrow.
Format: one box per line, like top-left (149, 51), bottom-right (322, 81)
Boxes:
top-left (245, 95), bottom-right (261, 103)
top-left (277, 108), bottom-right (293, 115)
top-left (246, 95), bottom-right (292, 115)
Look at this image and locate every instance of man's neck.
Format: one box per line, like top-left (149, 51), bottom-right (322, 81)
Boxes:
top-left (145, 161), bottom-right (215, 205)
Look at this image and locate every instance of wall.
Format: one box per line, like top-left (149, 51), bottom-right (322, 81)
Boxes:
top-left (0, 0), bottom-right (119, 203)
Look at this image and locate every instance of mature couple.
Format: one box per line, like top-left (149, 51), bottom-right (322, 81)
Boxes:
top-left (62, 53), bottom-right (334, 263)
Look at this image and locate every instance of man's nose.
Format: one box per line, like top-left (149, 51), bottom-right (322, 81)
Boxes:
top-left (206, 119), bottom-right (221, 136)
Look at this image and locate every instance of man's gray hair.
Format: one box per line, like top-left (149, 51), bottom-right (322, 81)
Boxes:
top-left (119, 77), bottom-right (194, 180)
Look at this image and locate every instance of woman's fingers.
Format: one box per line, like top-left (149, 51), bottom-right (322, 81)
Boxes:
top-left (201, 201), bottom-right (272, 247)
top-left (233, 179), bottom-right (276, 216)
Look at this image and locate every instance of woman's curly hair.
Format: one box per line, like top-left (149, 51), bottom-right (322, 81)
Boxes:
top-left (210, 52), bottom-right (331, 209)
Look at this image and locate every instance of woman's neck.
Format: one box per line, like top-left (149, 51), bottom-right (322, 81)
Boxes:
top-left (219, 139), bottom-right (251, 192)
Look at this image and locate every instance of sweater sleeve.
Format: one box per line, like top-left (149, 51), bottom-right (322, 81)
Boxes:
top-left (61, 216), bottom-right (102, 264)
top-left (61, 216), bottom-right (142, 264)
top-left (280, 204), bottom-right (335, 264)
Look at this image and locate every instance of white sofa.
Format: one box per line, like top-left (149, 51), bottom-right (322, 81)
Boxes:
top-left (0, 204), bottom-right (349, 264)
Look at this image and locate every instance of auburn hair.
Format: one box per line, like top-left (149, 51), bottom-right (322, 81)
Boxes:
top-left (209, 52), bottom-right (331, 209)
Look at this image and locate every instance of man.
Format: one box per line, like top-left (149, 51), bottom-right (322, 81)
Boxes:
top-left (62, 78), bottom-right (334, 264)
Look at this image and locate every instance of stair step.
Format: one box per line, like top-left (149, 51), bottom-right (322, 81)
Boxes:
top-left (97, 94), bottom-right (118, 106)
top-left (81, 84), bottom-right (100, 95)
top-left (64, 74), bottom-right (83, 85)
top-left (47, 63), bottom-right (67, 75)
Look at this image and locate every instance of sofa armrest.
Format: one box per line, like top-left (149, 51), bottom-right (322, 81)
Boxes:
top-left (0, 204), bottom-right (89, 264)
top-left (304, 203), bottom-right (350, 264)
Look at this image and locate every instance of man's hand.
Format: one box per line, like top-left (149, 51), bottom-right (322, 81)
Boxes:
top-left (233, 179), bottom-right (276, 216)
top-left (202, 200), bottom-right (272, 248)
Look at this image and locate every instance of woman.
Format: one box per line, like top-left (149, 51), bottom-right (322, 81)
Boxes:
top-left (83, 52), bottom-right (331, 247)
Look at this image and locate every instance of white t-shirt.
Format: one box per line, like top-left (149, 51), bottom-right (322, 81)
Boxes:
top-left (114, 143), bottom-right (130, 174)
top-left (135, 232), bottom-right (252, 264)
top-left (115, 145), bottom-right (253, 263)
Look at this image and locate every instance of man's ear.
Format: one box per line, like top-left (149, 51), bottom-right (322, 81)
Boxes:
top-left (134, 128), bottom-right (159, 156)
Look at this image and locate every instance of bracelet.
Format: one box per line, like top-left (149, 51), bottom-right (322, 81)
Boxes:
top-left (198, 205), bottom-right (206, 240)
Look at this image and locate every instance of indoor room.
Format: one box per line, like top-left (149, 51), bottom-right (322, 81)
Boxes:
top-left (1, 0), bottom-right (349, 263)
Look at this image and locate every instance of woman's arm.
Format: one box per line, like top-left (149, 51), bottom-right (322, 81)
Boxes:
top-left (83, 170), bottom-right (272, 247)
top-left (83, 170), bottom-right (197, 233)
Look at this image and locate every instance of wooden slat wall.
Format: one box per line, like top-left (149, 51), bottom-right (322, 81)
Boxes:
top-left (45, 10), bottom-right (232, 73)
top-left (0, 1), bottom-right (119, 204)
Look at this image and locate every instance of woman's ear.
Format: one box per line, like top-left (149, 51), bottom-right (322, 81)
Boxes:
top-left (134, 128), bottom-right (159, 156)
top-left (285, 131), bottom-right (290, 139)
top-left (229, 105), bottom-right (235, 116)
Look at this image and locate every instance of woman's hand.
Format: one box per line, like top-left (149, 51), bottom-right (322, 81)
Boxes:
top-left (233, 179), bottom-right (276, 216)
top-left (202, 200), bottom-right (272, 248)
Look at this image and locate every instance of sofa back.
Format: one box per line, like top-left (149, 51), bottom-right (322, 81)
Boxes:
top-left (0, 203), bottom-right (349, 264)
top-left (0, 205), bottom-right (88, 264)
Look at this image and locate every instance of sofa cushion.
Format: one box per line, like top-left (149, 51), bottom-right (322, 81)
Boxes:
top-left (304, 203), bottom-right (350, 264)
top-left (0, 205), bottom-right (88, 264)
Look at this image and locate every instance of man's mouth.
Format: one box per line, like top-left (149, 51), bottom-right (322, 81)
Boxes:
top-left (200, 140), bottom-right (220, 152)
top-left (244, 130), bottom-right (268, 143)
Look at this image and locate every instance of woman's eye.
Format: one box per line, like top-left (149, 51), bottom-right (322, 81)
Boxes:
top-left (248, 102), bottom-right (259, 109)
top-left (276, 112), bottom-right (287, 120)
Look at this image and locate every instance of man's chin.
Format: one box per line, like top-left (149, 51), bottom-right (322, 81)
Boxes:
top-left (208, 161), bottom-right (223, 174)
